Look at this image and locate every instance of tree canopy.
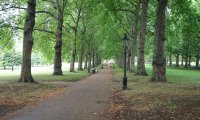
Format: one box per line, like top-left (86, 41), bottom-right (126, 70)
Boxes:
top-left (0, 0), bottom-right (199, 82)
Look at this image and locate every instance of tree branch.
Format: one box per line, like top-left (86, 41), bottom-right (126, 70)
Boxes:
top-left (0, 6), bottom-right (26, 11)
top-left (37, 17), bottom-right (53, 26)
top-left (36, 10), bottom-right (56, 19)
top-left (116, 18), bottom-right (131, 37)
top-left (34, 28), bottom-right (56, 35)
top-left (125, 0), bottom-right (137, 8)
top-left (66, 13), bottom-right (76, 24)
top-left (0, 25), bottom-right (56, 35)
top-left (113, 8), bottom-right (134, 14)
top-left (65, 22), bottom-right (73, 29)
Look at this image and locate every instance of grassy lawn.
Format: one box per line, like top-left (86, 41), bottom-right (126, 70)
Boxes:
top-left (114, 64), bottom-right (200, 84)
top-left (0, 69), bottom-right (90, 82)
top-left (34, 70), bottom-right (90, 82)
top-left (110, 64), bottom-right (200, 120)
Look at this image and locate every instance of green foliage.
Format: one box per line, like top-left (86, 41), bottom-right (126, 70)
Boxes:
top-left (0, 0), bottom-right (199, 68)
top-left (0, 51), bottom-right (21, 68)
top-left (0, 27), bottom-right (14, 51)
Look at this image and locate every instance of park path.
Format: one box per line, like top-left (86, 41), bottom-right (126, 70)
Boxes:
top-left (5, 69), bottom-right (113, 120)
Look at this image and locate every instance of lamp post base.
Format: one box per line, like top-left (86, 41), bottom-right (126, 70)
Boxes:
top-left (122, 76), bottom-right (127, 90)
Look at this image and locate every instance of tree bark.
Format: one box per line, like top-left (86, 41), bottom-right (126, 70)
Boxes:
top-left (87, 37), bottom-right (92, 73)
top-left (78, 13), bottom-right (86, 70)
top-left (77, 33), bottom-right (84, 70)
top-left (181, 55), bottom-right (184, 66)
top-left (69, 32), bottom-right (77, 72)
top-left (169, 53), bottom-right (172, 66)
top-left (188, 55), bottom-right (191, 66)
top-left (130, 26), bottom-right (137, 73)
top-left (69, 0), bottom-right (83, 72)
top-left (130, 0), bottom-right (140, 73)
top-left (151, 0), bottom-right (168, 82)
top-left (127, 49), bottom-right (131, 71)
top-left (84, 49), bottom-right (89, 69)
top-left (18, 0), bottom-right (36, 82)
top-left (88, 52), bottom-right (91, 73)
top-left (196, 51), bottom-right (200, 68)
top-left (136, 0), bottom-right (149, 76)
top-left (92, 49), bottom-right (95, 67)
top-left (175, 53), bottom-right (179, 67)
top-left (185, 56), bottom-right (188, 68)
top-left (53, 10), bottom-right (63, 75)
top-left (95, 52), bottom-right (99, 66)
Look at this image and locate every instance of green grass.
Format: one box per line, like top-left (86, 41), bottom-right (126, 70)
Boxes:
top-left (165, 67), bottom-right (200, 84)
top-left (114, 64), bottom-right (200, 84)
top-left (0, 70), bottom-right (90, 82)
top-left (34, 70), bottom-right (90, 82)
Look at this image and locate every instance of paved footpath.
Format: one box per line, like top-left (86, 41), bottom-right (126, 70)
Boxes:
top-left (5, 69), bottom-right (113, 120)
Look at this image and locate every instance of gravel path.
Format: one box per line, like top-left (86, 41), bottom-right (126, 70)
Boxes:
top-left (5, 69), bottom-right (113, 120)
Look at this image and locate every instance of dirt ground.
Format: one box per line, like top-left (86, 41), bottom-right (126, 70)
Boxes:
top-left (107, 83), bottom-right (200, 120)
top-left (3, 69), bottom-right (113, 120)
top-left (0, 82), bottom-right (65, 119)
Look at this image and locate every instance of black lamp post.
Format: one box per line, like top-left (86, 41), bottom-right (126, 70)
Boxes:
top-left (122, 33), bottom-right (128, 90)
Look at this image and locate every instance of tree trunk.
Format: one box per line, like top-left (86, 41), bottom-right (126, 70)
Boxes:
top-left (95, 52), bottom-right (99, 66)
top-left (181, 56), bottom-right (184, 66)
top-left (70, 46), bottom-right (76, 72)
top-left (130, 0), bottom-right (140, 73)
top-left (175, 53), bottom-right (179, 67)
top-left (70, 2), bottom-right (82, 72)
top-left (196, 51), bottom-right (199, 68)
top-left (188, 55), bottom-right (191, 66)
top-left (92, 49), bottom-right (95, 67)
top-left (84, 49), bottom-right (88, 69)
top-left (151, 0), bottom-right (168, 82)
top-left (130, 26), bottom-right (137, 73)
top-left (78, 14), bottom-right (86, 70)
top-left (127, 49), bottom-right (131, 71)
top-left (70, 27), bottom-right (78, 72)
top-left (53, 10), bottom-right (63, 75)
top-left (136, 0), bottom-right (149, 76)
top-left (185, 56), bottom-right (188, 68)
top-left (87, 37), bottom-right (92, 73)
top-left (88, 52), bottom-right (91, 73)
top-left (169, 53), bottom-right (172, 66)
top-left (18, 0), bottom-right (36, 82)
top-left (77, 37), bottom-right (84, 70)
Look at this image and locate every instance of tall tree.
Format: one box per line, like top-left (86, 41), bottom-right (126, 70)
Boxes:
top-left (77, 10), bottom-right (86, 70)
top-left (18, 0), bottom-right (36, 82)
top-left (53, 0), bottom-right (68, 75)
top-left (129, 0), bottom-right (141, 73)
top-left (69, 0), bottom-right (84, 72)
top-left (151, 0), bottom-right (168, 82)
top-left (87, 36), bottom-right (92, 73)
top-left (136, 0), bottom-right (149, 76)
